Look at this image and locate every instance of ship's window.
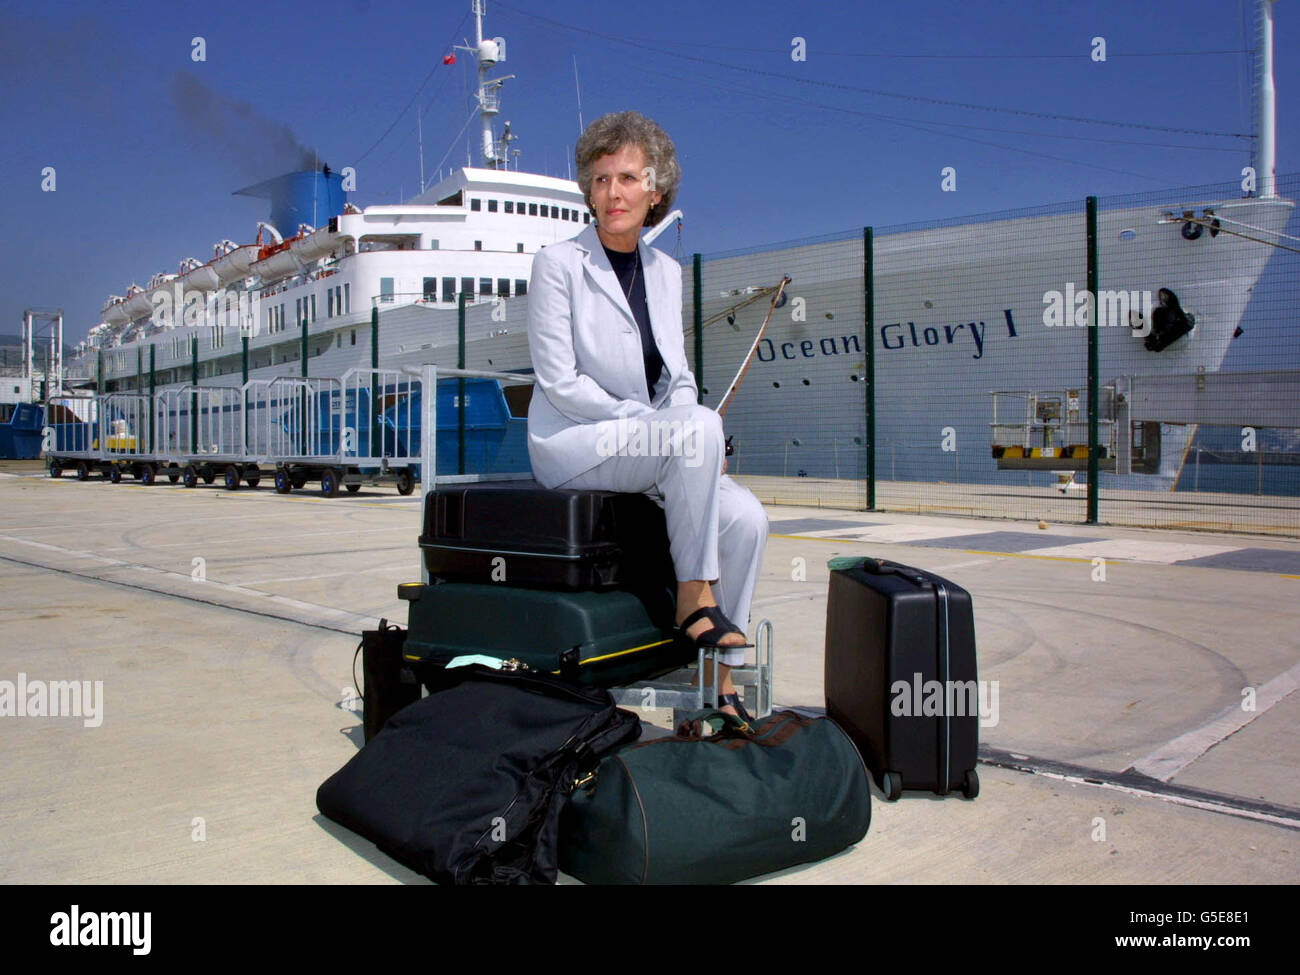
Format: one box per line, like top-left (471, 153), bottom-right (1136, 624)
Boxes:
top-left (562, 208), bottom-right (570, 220)
top-left (471, 198), bottom-right (481, 211)
top-left (504, 201), bottom-right (514, 213)
top-left (343, 284), bottom-right (350, 314)
top-left (423, 277), bottom-right (437, 301)
top-left (515, 279), bottom-right (527, 297)
top-left (310, 294), bottom-right (317, 322)
top-left (488, 199), bottom-right (498, 212)
top-left (584, 213), bottom-right (590, 223)
top-left (461, 277), bottom-right (474, 298)
top-left (479, 277), bottom-right (492, 295)
top-left (380, 278), bottom-right (394, 303)
top-left (351, 330), bottom-right (356, 346)
top-left (497, 278), bottom-right (509, 297)
top-left (327, 289), bottom-right (335, 317)
top-left (336, 334), bottom-right (341, 348)
top-left (552, 208), bottom-right (559, 219)
top-left (529, 203), bottom-right (538, 216)
top-left (517, 201), bottom-right (525, 213)
top-left (517, 243), bottom-right (524, 253)
top-left (429, 239), bottom-right (439, 249)
top-left (442, 277), bottom-right (455, 303)
top-left (475, 241), bottom-right (482, 251)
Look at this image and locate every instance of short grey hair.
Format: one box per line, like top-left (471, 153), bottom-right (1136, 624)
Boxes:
top-left (575, 111), bottom-right (680, 226)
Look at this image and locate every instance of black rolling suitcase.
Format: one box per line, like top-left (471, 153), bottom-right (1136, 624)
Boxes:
top-left (824, 556), bottom-right (980, 801)
top-left (419, 481), bottom-right (675, 592)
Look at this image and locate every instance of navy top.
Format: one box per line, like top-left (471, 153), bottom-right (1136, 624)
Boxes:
top-left (603, 243), bottom-right (665, 399)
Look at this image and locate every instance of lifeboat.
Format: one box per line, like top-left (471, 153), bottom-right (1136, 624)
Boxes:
top-left (122, 284), bottom-right (152, 321)
top-left (101, 295), bottom-right (130, 325)
top-left (211, 239), bottom-right (261, 285)
top-left (288, 224), bottom-right (338, 264)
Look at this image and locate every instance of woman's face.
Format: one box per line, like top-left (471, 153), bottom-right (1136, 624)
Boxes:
top-left (590, 143), bottom-right (663, 249)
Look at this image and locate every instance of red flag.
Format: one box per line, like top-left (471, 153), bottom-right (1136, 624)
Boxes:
top-left (443, 54), bottom-right (456, 65)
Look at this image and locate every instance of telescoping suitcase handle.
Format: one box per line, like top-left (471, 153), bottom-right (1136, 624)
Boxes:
top-left (854, 557), bottom-right (932, 588)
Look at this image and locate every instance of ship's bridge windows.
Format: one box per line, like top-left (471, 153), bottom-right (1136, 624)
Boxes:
top-left (515, 279), bottom-right (527, 297)
top-left (529, 203), bottom-right (538, 216)
top-left (488, 199), bottom-right (498, 213)
top-left (442, 277), bottom-right (456, 303)
top-left (497, 278), bottom-right (510, 298)
top-left (505, 201), bottom-right (514, 214)
top-left (471, 198), bottom-right (482, 211)
top-left (423, 277), bottom-right (438, 301)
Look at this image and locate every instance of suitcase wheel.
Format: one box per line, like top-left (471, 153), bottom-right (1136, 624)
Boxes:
top-left (881, 771), bottom-right (903, 802)
top-left (961, 769), bottom-right (979, 800)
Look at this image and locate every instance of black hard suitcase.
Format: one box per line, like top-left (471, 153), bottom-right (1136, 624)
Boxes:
top-left (824, 556), bottom-right (980, 801)
top-left (419, 481), bottom-right (675, 592)
top-left (400, 580), bottom-right (693, 687)
top-left (316, 664), bottom-right (642, 885)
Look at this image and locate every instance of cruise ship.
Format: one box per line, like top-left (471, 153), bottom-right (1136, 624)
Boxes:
top-left (67, 0), bottom-right (1295, 493)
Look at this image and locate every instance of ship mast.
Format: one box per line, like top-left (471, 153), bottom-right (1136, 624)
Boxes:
top-left (1256, 0), bottom-right (1278, 199)
top-left (461, 0), bottom-right (516, 170)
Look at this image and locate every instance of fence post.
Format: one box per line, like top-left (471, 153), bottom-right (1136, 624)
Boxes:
top-left (1086, 196), bottom-right (1100, 524)
top-left (864, 226), bottom-right (876, 511)
top-left (457, 293), bottom-right (467, 475)
top-left (693, 254), bottom-right (703, 403)
top-left (370, 304), bottom-right (380, 462)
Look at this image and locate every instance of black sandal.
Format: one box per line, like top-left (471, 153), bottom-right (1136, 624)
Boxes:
top-left (676, 605), bottom-right (754, 650)
top-left (715, 692), bottom-right (756, 729)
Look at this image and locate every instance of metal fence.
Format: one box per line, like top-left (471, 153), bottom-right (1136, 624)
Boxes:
top-left (692, 173), bottom-right (1300, 536)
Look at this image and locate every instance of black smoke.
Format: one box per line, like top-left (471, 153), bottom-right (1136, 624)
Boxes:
top-left (169, 71), bottom-right (318, 180)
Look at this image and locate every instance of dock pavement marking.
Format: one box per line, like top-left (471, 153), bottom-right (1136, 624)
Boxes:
top-left (1128, 660), bottom-right (1300, 782)
top-left (0, 531), bottom-right (381, 635)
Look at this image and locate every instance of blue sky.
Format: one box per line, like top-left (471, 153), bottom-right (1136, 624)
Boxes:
top-left (2, 0), bottom-right (1294, 345)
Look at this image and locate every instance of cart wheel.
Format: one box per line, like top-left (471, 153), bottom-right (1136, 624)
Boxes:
top-left (320, 469), bottom-right (340, 497)
top-left (109, 467), bottom-right (122, 484)
top-left (346, 483), bottom-right (361, 494)
top-left (139, 465), bottom-right (156, 486)
top-left (244, 473), bottom-right (261, 489)
top-left (223, 464), bottom-right (241, 490)
top-left (274, 470), bottom-right (292, 494)
top-left (202, 471), bottom-right (216, 485)
top-left (291, 475), bottom-right (307, 489)
top-left (49, 464), bottom-right (62, 478)
top-left (76, 461), bottom-right (89, 481)
top-left (962, 769), bottom-right (980, 800)
top-left (881, 771), bottom-right (903, 802)
top-left (394, 469), bottom-right (415, 496)
top-left (168, 467), bottom-right (180, 484)
top-left (182, 465), bottom-right (198, 489)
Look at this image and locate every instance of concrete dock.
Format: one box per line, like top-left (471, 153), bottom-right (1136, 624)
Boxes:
top-left (1, 460), bottom-right (1296, 884)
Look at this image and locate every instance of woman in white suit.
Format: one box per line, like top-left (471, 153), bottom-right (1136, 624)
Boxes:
top-left (526, 111), bottom-right (767, 721)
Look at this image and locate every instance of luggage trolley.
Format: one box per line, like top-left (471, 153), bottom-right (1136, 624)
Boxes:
top-left (46, 392), bottom-right (165, 484)
top-left (157, 384), bottom-right (261, 489)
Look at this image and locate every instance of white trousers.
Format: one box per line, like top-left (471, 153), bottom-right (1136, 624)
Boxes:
top-left (556, 404), bottom-right (768, 668)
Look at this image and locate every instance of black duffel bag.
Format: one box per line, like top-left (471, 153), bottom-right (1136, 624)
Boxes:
top-left (558, 709), bottom-right (872, 884)
top-left (317, 664), bottom-right (641, 884)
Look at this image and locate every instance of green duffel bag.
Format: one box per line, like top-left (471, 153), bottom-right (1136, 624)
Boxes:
top-left (558, 709), bottom-right (872, 884)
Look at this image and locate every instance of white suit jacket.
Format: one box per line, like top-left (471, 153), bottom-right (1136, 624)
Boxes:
top-left (526, 222), bottom-right (699, 487)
